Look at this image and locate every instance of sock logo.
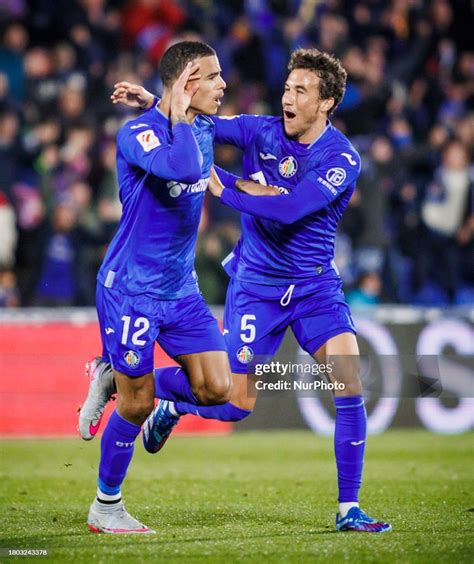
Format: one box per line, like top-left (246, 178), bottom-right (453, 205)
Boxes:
top-left (350, 440), bottom-right (365, 446)
top-left (115, 441), bottom-right (134, 448)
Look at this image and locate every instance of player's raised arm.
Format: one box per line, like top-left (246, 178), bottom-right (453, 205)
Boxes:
top-left (117, 63), bottom-right (202, 184)
top-left (217, 151), bottom-right (361, 224)
top-left (109, 81), bottom-right (264, 152)
top-left (111, 82), bottom-right (155, 110)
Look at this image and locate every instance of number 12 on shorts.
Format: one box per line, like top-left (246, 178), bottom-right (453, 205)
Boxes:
top-left (121, 315), bottom-right (150, 346)
top-left (240, 314), bottom-right (256, 343)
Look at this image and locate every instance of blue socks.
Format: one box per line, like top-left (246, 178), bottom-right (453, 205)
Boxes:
top-left (153, 366), bottom-right (198, 404)
top-left (98, 410), bottom-right (141, 495)
top-left (174, 401), bottom-right (251, 421)
top-left (153, 367), bottom-right (251, 422)
top-left (334, 395), bottom-right (367, 503)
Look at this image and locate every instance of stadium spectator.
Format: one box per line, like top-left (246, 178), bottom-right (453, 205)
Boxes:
top-left (0, 191), bottom-right (17, 267)
top-left (347, 272), bottom-right (382, 307)
top-left (0, 0), bottom-right (472, 306)
top-left (416, 140), bottom-right (473, 303)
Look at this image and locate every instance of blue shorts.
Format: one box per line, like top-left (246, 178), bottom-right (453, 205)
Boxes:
top-left (96, 284), bottom-right (226, 377)
top-left (223, 273), bottom-right (356, 374)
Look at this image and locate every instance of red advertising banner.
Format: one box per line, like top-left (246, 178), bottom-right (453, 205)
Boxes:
top-left (0, 318), bottom-right (231, 437)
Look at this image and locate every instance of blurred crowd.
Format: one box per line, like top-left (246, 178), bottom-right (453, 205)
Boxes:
top-left (0, 0), bottom-right (472, 307)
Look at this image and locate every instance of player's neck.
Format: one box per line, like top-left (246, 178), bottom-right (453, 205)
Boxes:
top-left (296, 115), bottom-right (328, 145)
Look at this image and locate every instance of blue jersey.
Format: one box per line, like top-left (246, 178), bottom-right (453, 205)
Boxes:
top-left (212, 115), bottom-right (361, 285)
top-left (98, 107), bottom-right (214, 299)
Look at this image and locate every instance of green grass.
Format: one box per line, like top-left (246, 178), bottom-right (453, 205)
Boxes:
top-left (0, 431), bottom-right (473, 563)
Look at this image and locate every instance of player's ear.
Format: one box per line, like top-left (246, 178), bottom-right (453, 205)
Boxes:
top-left (320, 98), bottom-right (334, 114)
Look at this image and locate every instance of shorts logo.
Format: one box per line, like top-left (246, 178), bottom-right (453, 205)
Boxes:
top-left (124, 350), bottom-right (140, 368)
top-left (136, 129), bottom-right (160, 152)
top-left (279, 156), bottom-right (298, 178)
top-left (236, 345), bottom-right (254, 364)
top-left (326, 167), bottom-right (346, 186)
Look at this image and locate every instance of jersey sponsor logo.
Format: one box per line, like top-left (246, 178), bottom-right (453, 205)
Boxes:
top-left (279, 156), bottom-right (298, 178)
top-left (341, 152), bottom-right (357, 166)
top-left (168, 181), bottom-right (184, 198)
top-left (326, 167), bottom-right (347, 186)
top-left (223, 329), bottom-right (230, 335)
top-left (130, 123), bottom-right (150, 130)
top-left (124, 350), bottom-right (140, 368)
top-left (317, 176), bottom-right (338, 196)
top-left (259, 152), bottom-right (277, 161)
top-left (166, 178), bottom-right (209, 198)
top-left (236, 345), bottom-right (254, 364)
top-left (136, 129), bottom-right (160, 152)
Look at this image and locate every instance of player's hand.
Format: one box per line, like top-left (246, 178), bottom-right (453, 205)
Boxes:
top-left (208, 167), bottom-right (224, 198)
top-left (235, 179), bottom-right (281, 196)
top-left (111, 82), bottom-right (154, 110)
top-left (170, 62), bottom-right (201, 124)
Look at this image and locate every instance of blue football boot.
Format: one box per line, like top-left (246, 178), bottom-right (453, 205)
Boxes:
top-left (142, 399), bottom-right (180, 454)
top-left (336, 507), bottom-right (392, 533)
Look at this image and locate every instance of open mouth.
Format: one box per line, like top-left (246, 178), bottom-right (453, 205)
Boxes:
top-left (284, 110), bottom-right (296, 120)
top-left (215, 94), bottom-right (224, 106)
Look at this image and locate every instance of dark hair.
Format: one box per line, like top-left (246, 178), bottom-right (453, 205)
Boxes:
top-left (159, 41), bottom-right (216, 88)
top-left (287, 48), bottom-right (347, 115)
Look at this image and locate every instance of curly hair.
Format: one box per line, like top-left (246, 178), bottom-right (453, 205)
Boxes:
top-left (160, 41), bottom-right (216, 88)
top-left (287, 49), bottom-right (347, 115)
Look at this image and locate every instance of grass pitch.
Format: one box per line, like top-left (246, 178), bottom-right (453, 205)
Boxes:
top-left (0, 430), bottom-right (473, 563)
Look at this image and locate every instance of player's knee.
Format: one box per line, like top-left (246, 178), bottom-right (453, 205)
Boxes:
top-left (331, 356), bottom-right (362, 396)
top-left (119, 396), bottom-right (154, 425)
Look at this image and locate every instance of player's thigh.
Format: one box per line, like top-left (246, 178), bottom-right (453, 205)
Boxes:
top-left (176, 350), bottom-right (232, 404)
top-left (223, 279), bottom-right (288, 375)
top-left (292, 299), bottom-right (360, 396)
top-left (157, 293), bottom-right (231, 402)
top-left (96, 284), bottom-right (159, 378)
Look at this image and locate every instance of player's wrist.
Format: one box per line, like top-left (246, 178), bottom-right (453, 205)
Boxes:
top-left (171, 113), bottom-right (189, 126)
top-left (142, 91), bottom-right (155, 110)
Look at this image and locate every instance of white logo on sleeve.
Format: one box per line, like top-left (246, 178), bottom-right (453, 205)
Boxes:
top-left (130, 123), bottom-right (150, 130)
top-left (136, 129), bottom-right (160, 152)
top-left (326, 167), bottom-right (347, 186)
top-left (341, 152), bottom-right (357, 166)
top-left (259, 152), bottom-right (277, 161)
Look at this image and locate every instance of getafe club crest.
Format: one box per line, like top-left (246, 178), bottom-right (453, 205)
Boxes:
top-left (236, 345), bottom-right (254, 364)
top-left (279, 156), bottom-right (298, 178)
top-left (124, 350), bottom-right (140, 368)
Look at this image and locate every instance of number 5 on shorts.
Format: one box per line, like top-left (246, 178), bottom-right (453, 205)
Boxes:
top-left (121, 315), bottom-right (150, 346)
top-left (240, 314), bottom-right (256, 343)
